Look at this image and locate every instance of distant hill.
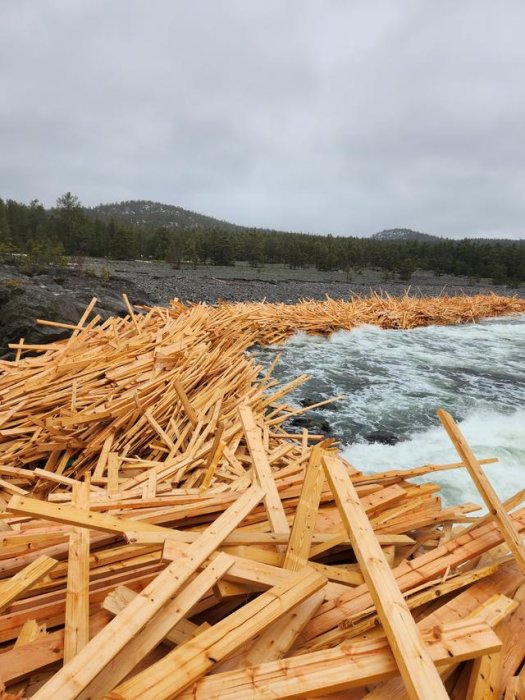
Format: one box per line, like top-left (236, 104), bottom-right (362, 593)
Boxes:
top-left (87, 200), bottom-right (241, 232)
top-left (371, 228), bottom-right (442, 242)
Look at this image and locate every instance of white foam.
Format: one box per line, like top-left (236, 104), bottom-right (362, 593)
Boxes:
top-left (255, 314), bottom-right (525, 507)
top-left (342, 408), bottom-right (525, 507)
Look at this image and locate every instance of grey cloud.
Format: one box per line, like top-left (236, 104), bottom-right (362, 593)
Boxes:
top-left (1, 0), bottom-right (524, 237)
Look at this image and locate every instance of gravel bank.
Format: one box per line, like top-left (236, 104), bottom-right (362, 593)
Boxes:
top-left (0, 258), bottom-right (523, 353)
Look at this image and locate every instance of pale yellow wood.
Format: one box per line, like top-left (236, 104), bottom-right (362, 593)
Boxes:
top-left (14, 619), bottom-right (46, 647)
top-left (0, 554), bottom-right (58, 613)
top-left (76, 553), bottom-right (234, 699)
top-left (175, 619), bottom-right (501, 700)
top-left (238, 404), bottom-right (290, 538)
top-left (102, 585), bottom-right (203, 646)
top-left (7, 494), bottom-right (189, 543)
top-left (173, 379), bottom-right (198, 426)
top-left (322, 454), bottom-right (449, 700)
top-left (30, 485), bottom-right (264, 700)
top-left (63, 479), bottom-right (90, 663)
top-left (111, 567), bottom-right (327, 700)
top-left (213, 589), bottom-right (325, 674)
top-left (283, 444), bottom-right (325, 570)
top-left (438, 409), bottom-right (525, 575)
top-left (106, 453), bottom-right (120, 496)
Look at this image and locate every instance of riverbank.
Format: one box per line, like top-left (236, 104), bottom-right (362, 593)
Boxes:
top-left (1, 257), bottom-right (523, 352)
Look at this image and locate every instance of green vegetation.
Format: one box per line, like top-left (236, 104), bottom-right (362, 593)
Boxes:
top-left (1, 194), bottom-right (524, 286)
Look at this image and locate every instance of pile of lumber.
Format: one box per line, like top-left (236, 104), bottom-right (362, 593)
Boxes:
top-left (0, 293), bottom-right (524, 699)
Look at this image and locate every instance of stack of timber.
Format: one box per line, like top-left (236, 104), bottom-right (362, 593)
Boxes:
top-left (0, 293), bottom-right (523, 699)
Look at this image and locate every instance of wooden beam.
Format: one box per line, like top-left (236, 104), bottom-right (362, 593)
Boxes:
top-left (30, 485), bottom-right (264, 700)
top-left (76, 554), bottom-right (234, 699)
top-left (63, 479), bottom-right (90, 663)
top-left (0, 555), bottom-right (58, 613)
top-left (438, 409), bottom-right (525, 575)
top-left (110, 567), bottom-right (327, 700)
top-left (322, 453), bottom-right (449, 700)
top-left (175, 619), bottom-right (501, 700)
top-left (238, 404), bottom-right (290, 538)
top-left (7, 494), bottom-right (189, 543)
top-left (283, 444), bottom-right (325, 570)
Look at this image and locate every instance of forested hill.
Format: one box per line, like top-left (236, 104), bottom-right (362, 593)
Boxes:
top-left (372, 229), bottom-right (442, 243)
top-left (1, 193), bottom-right (524, 286)
top-left (88, 200), bottom-right (241, 232)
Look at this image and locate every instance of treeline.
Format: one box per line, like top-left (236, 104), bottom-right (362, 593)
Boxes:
top-left (1, 193), bottom-right (524, 285)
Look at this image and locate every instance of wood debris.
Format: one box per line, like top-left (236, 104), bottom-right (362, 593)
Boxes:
top-left (0, 292), bottom-right (524, 698)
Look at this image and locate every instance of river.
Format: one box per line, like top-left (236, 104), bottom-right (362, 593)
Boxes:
top-left (254, 314), bottom-right (525, 506)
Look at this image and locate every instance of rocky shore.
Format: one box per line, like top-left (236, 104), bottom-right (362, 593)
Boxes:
top-left (0, 257), bottom-right (523, 353)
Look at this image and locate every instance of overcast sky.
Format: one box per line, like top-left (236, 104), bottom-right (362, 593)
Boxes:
top-left (1, 1), bottom-right (525, 238)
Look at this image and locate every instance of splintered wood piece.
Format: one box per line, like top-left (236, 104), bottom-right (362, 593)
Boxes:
top-left (175, 619), bottom-right (501, 700)
top-left (0, 555), bottom-right (58, 613)
top-left (238, 404), bottom-right (290, 539)
top-left (200, 422), bottom-right (226, 491)
top-left (102, 586), bottom-right (202, 646)
top-left (213, 589), bottom-right (325, 673)
top-left (283, 444), bottom-right (325, 571)
top-left (63, 480), bottom-right (90, 663)
top-left (0, 613), bottom-right (109, 685)
top-left (438, 409), bottom-right (525, 575)
top-left (78, 554), bottom-right (234, 699)
top-left (14, 620), bottom-right (46, 648)
top-left (6, 494), bottom-right (189, 543)
top-left (322, 454), bottom-right (449, 700)
top-left (30, 486), bottom-right (264, 700)
top-left (106, 453), bottom-right (120, 495)
top-left (109, 567), bottom-right (327, 700)
top-left (173, 379), bottom-right (198, 427)
top-left (466, 622), bottom-right (505, 700)
top-left (122, 293), bottom-right (139, 332)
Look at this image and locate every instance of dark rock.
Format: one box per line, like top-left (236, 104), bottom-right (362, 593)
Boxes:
top-left (365, 430), bottom-right (399, 445)
top-left (0, 280), bottom-right (24, 306)
top-left (0, 292), bottom-right (90, 347)
top-left (299, 394), bottom-right (339, 411)
top-left (0, 270), bottom-right (149, 354)
top-left (290, 414), bottom-right (332, 436)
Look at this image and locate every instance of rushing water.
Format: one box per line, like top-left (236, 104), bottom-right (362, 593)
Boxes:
top-left (254, 314), bottom-right (525, 506)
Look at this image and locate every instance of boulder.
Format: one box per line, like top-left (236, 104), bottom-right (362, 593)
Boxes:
top-left (365, 430), bottom-right (399, 446)
top-left (290, 414), bottom-right (332, 436)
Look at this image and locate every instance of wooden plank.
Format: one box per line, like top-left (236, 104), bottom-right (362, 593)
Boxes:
top-left (322, 453), bottom-right (449, 700)
top-left (0, 613), bottom-right (109, 684)
top-left (238, 404), bottom-right (290, 538)
top-left (102, 586), bottom-right (202, 646)
top-left (496, 582), bottom-right (525, 697)
top-left (76, 554), bottom-right (234, 699)
top-left (30, 485), bottom-right (264, 700)
top-left (14, 619), bottom-right (46, 647)
top-left (466, 621), bottom-right (505, 700)
top-left (283, 444), bottom-right (325, 570)
top-left (110, 567), bottom-right (327, 700)
top-left (173, 379), bottom-right (198, 427)
top-left (0, 555), bottom-right (58, 613)
top-left (175, 619), bottom-right (501, 700)
top-left (63, 479), bottom-right (90, 663)
top-left (301, 509), bottom-right (525, 643)
top-left (213, 589), bottom-right (325, 674)
top-left (6, 494), bottom-right (189, 543)
top-left (438, 409), bottom-right (525, 575)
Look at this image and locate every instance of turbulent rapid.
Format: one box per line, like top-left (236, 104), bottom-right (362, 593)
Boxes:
top-left (254, 314), bottom-right (525, 506)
